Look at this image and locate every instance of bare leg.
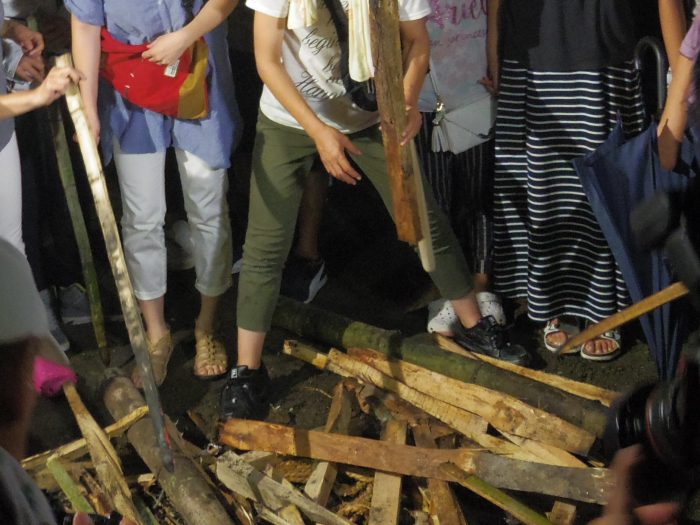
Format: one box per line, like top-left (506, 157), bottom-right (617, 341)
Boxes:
top-left (473, 273), bottom-right (490, 294)
top-left (450, 292), bottom-right (482, 329)
top-left (139, 296), bottom-right (169, 344)
top-left (196, 293), bottom-right (219, 333)
top-left (237, 327), bottom-right (265, 369)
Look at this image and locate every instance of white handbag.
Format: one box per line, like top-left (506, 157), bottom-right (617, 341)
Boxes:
top-left (428, 71), bottom-right (496, 155)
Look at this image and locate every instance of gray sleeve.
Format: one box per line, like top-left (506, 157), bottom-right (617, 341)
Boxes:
top-left (2, 37), bottom-right (23, 80)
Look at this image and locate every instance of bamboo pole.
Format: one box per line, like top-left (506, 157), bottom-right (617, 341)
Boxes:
top-left (46, 455), bottom-right (95, 514)
top-left (48, 102), bottom-right (108, 362)
top-left (272, 297), bottom-right (610, 437)
top-left (436, 334), bottom-right (619, 406)
top-left (559, 281), bottom-right (689, 354)
top-left (55, 53), bottom-right (173, 472)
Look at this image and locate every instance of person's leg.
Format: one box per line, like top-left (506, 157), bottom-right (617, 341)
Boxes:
top-left (349, 125), bottom-right (528, 364)
top-left (0, 133), bottom-right (25, 255)
top-left (113, 142), bottom-right (172, 384)
top-left (175, 148), bottom-right (233, 377)
top-left (222, 115), bottom-right (316, 419)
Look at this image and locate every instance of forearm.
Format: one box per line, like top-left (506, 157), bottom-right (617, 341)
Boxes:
top-left (659, 0), bottom-right (687, 72)
top-left (257, 59), bottom-right (326, 137)
top-left (70, 16), bottom-right (100, 116)
top-left (400, 20), bottom-right (429, 108)
top-left (0, 89), bottom-right (42, 119)
top-left (658, 53), bottom-right (694, 139)
top-left (180, 0), bottom-right (238, 45)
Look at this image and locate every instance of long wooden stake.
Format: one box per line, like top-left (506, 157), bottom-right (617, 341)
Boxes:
top-left (436, 335), bottom-right (619, 406)
top-left (559, 281), bottom-right (689, 354)
top-left (218, 419), bottom-right (613, 503)
top-left (55, 53), bottom-right (173, 472)
top-left (368, 418), bottom-right (406, 525)
top-left (48, 102), bottom-right (108, 362)
top-left (47, 455), bottom-right (95, 513)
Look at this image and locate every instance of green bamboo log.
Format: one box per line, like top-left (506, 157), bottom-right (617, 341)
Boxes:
top-left (48, 103), bottom-right (108, 362)
top-left (272, 297), bottom-right (609, 438)
top-left (46, 455), bottom-right (95, 514)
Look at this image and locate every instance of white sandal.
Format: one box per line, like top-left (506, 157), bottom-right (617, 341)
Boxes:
top-left (427, 299), bottom-right (459, 335)
top-left (476, 292), bottom-right (506, 325)
top-left (580, 330), bottom-right (621, 362)
top-left (543, 319), bottom-right (580, 354)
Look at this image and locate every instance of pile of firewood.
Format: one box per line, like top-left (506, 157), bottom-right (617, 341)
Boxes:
top-left (21, 299), bottom-right (622, 525)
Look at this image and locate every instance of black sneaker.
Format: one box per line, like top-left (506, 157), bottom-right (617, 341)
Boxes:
top-left (219, 364), bottom-right (271, 421)
top-left (452, 316), bottom-right (530, 366)
top-left (280, 255), bottom-right (328, 303)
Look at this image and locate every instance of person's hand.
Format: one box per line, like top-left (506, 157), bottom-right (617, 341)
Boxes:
top-left (142, 30), bottom-right (192, 66)
top-left (15, 54), bottom-right (46, 83)
top-left (311, 124), bottom-right (363, 185)
top-left (479, 74), bottom-right (498, 96)
top-left (6, 22), bottom-right (44, 56)
top-left (401, 105), bottom-right (421, 145)
top-left (589, 446), bottom-right (680, 525)
top-left (72, 513), bottom-right (137, 525)
top-left (32, 66), bottom-right (83, 107)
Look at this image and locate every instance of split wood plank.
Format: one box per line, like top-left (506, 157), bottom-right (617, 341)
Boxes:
top-left (218, 419), bottom-right (613, 504)
top-left (499, 432), bottom-right (587, 469)
top-left (23, 405), bottom-right (148, 472)
top-left (62, 382), bottom-right (141, 524)
top-left (412, 424), bottom-right (467, 525)
top-left (216, 451), bottom-right (353, 525)
top-left (287, 341), bottom-right (569, 464)
top-left (349, 347), bottom-right (595, 455)
top-left (441, 463), bottom-right (555, 525)
top-left (368, 418), bottom-right (407, 525)
top-left (436, 335), bottom-right (619, 407)
top-left (546, 502), bottom-right (577, 525)
top-left (304, 382), bottom-right (354, 508)
top-left (266, 465), bottom-right (307, 525)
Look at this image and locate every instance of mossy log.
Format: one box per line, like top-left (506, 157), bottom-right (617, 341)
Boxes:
top-left (272, 297), bottom-right (608, 437)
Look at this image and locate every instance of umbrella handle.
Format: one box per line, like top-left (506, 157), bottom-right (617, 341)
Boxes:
top-left (634, 36), bottom-right (669, 118)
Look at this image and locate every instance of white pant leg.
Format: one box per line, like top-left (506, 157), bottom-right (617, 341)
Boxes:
top-left (113, 141), bottom-right (167, 300)
top-left (175, 148), bottom-right (232, 297)
top-left (0, 133), bottom-right (25, 254)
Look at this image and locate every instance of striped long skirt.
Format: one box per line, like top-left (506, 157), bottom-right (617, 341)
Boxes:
top-left (492, 60), bottom-right (645, 323)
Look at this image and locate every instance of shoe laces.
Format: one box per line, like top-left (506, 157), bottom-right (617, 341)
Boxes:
top-left (481, 316), bottom-right (507, 347)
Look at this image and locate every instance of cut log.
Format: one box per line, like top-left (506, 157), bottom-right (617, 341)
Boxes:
top-left (441, 463), bottom-right (555, 525)
top-left (349, 347), bottom-right (595, 455)
top-left (304, 382), bottom-right (353, 508)
top-left (368, 418), bottom-right (406, 525)
top-left (411, 424), bottom-right (466, 525)
top-left (216, 451), bottom-right (353, 525)
top-left (218, 419), bottom-right (613, 503)
top-left (62, 382), bottom-right (141, 524)
top-left (22, 405), bottom-right (148, 472)
top-left (436, 335), bottom-right (619, 407)
top-left (103, 376), bottom-right (235, 525)
top-left (273, 298), bottom-right (609, 437)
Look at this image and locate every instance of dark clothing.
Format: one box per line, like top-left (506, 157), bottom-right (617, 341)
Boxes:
top-left (500, 0), bottom-right (637, 71)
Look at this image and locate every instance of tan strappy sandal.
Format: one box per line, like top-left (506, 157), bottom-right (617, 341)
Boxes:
top-left (194, 324), bottom-right (228, 380)
top-left (132, 330), bottom-right (174, 388)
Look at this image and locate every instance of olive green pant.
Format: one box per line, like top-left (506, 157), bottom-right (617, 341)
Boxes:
top-left (236, 113), bottom-right (474, 332)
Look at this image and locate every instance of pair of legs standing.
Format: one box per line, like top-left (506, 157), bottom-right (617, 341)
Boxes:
top-left (113, 142), bottom-right (233, 381)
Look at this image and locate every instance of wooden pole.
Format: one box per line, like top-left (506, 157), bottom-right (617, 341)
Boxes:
top-left (218, 419), bottom-right (613, 504)
top-left (272, 299), bottom-right (610, 437)
top-left (55, 53), bottom-right (173, 472)
top-left (559, 281), bottom-right (689, 354)
top-left (368, 418), bottom-right (406, 525)
top-left (48, 102), bottom-right (108, 362)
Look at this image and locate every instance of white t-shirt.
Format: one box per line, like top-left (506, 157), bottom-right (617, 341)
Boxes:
top-left (247, 0), bottom-right (431, 133)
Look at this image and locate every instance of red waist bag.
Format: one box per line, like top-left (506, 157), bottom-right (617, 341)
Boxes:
top-left (99, 28), bottom-right (209, 120)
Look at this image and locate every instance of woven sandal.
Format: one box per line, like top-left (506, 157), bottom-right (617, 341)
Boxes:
top-left (543, 319), bottom-right (580, 354)
top-left (194, 324), bottom-right (228, 380)
top-left (132, 331), bottom-right (174, 388)
top-left (580, 329), bottom-right (621, 362)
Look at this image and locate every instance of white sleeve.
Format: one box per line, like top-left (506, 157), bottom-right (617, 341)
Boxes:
top-left (398, 0), bottom-right (431, 21)
top-left (246, 0), bottom-right (291, 19)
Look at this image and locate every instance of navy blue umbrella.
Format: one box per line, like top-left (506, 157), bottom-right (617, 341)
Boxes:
top-left (573, 121), bottom-right (694, 378)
